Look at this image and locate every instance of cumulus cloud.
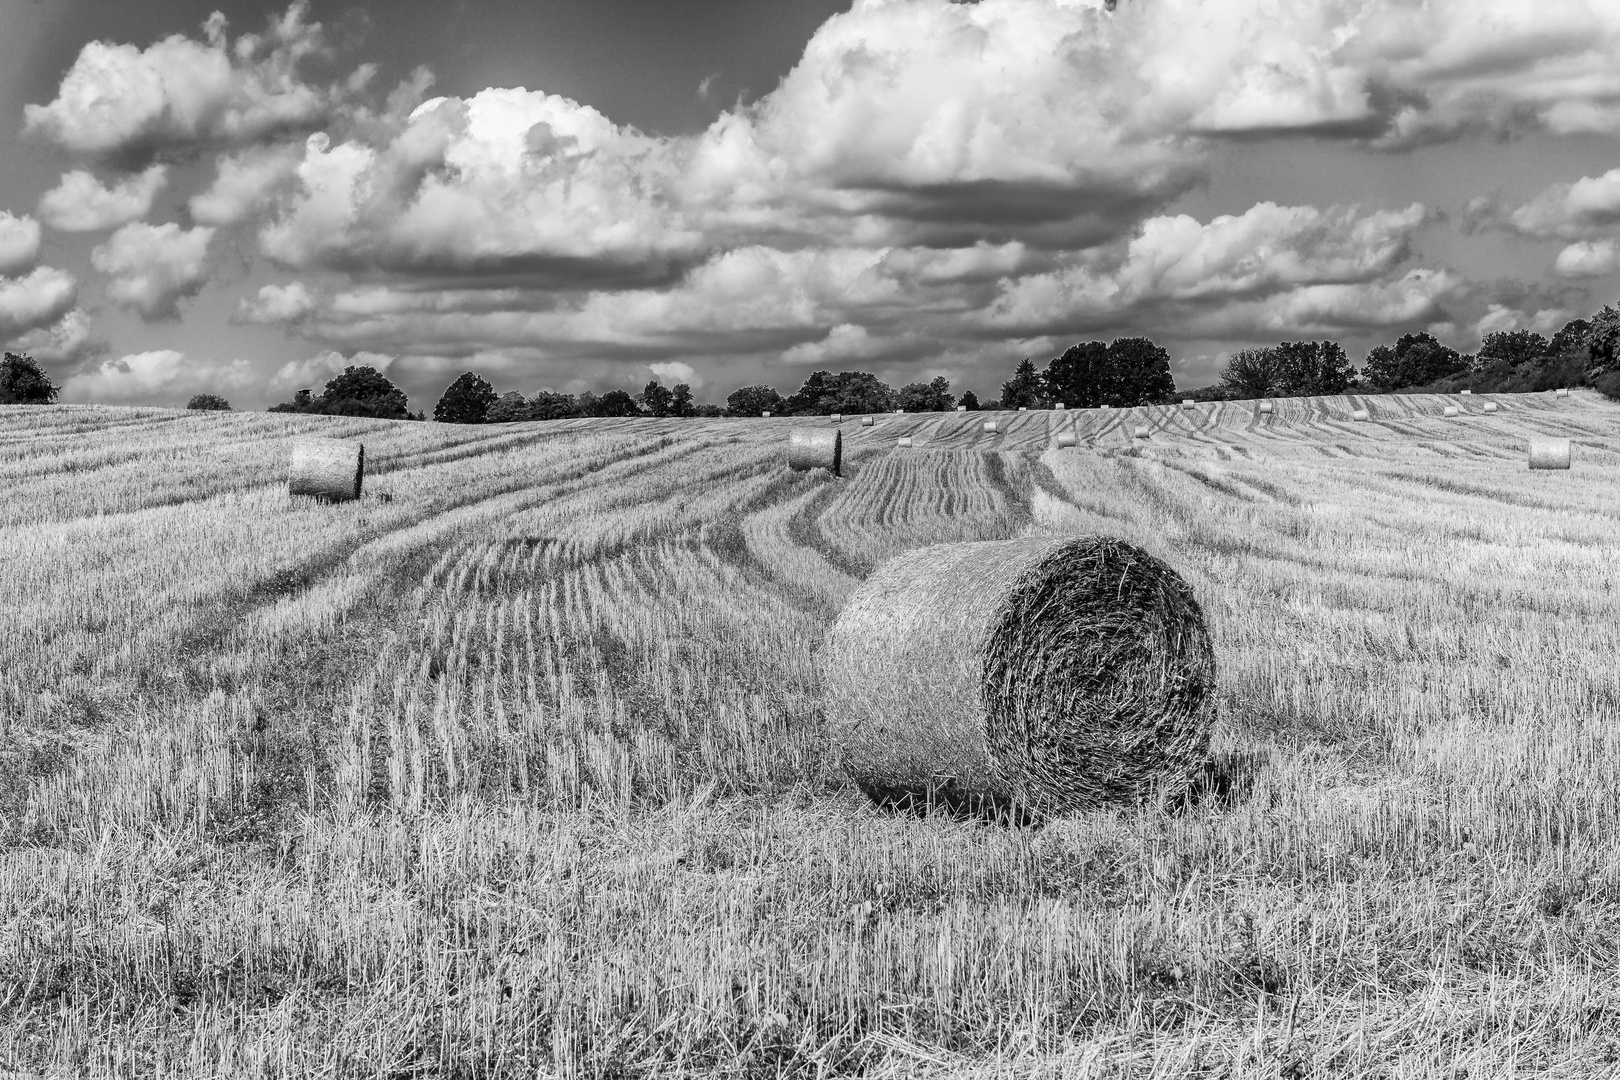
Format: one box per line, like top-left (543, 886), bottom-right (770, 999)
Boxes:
top-left (189, 144), bottom-right (304, 225)
top-left (234, 280), bottom-right (315, 324)
top-left (648, 360), bottom-right (700, 388)
top-left (267, 348), bottom-right (396, 393)
top-left (0, 267), bottom-right (79, 340)
top-left (6, 308), bottom-right (100, 363)
top-left (1553, 239), bottom-right (1620, 279)
top-left (0, 213), bottom-right (42, 274)
top-left (90, 222), bottom-right (215, 320)
top-left (59, 349), bottom-right (254, 405)
top-left (1471, 303), bottom-right (1575, 343)
top-left (37, 166), bottom-right (167, 232)
top-left (23, 2), bottom-right (339, 162)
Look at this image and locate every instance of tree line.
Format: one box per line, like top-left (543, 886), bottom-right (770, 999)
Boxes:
top-left (3, 300), bottom-right (1618, 415)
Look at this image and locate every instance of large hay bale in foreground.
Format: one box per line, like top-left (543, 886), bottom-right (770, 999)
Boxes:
top-left (1529, 437), bottom-right (1571, 470)
top-left (288, 438), bottom-right (364, 502)
top-left (787, 428), bottom-right (842, 475)
top-left (823, 536), bottom-right (1217, 822)
top-left (1258, 401), bottom-right (1273, 414)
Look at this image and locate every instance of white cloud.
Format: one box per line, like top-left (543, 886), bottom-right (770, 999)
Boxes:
top-left (1470, 304), bottom-right (1576, 343)
top-left (37, 166), bottom-right (167, 232)
top-left (6, 308), bottom-right (98, 363)
top-left (1553, 239), bottom-right (1620, 279)
top-left (0, 212), bottom-right (42, 274)
top-left (90, 222), bottom-right (215, 320)
top-left (267, 349), bottom-right (396, 393)
top-left (234, 280), bottom-right (315, 324)
top-left (189, 144), bottom-right (303, 225)
top-left (59, 349), bottom-right (253, 405)
top-left (0, 267), bottom-right (79, 340)
top-left (648, 360), bottom-right (700, 388)
top-left (23, 2), bottom-right (336, 160)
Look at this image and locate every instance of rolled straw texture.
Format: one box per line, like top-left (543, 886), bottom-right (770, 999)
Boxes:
top-left (1443, 406), bottom-right (1459, 417)
top-left (1133, 425), bottom-right (1150, 438)
top-left (1529, 437), bottom-right (1571, 470)
top-left (288, 438), bottom-right (364, 501)
top-left (830, 413), bottom-right (843, 422)
top-left (983, 421), bottom-right (999, 433)
top-left (1258, 401), bottom-right (1273, 414)
top-left (787, 428), bottom-right (842, 475)
top-left (1056, 431), bottom-right (1078, 448)
top-left (823, 536), bottom-right (1217, 821)
top-left (1484, 402), bottom-right (1499, 413)
top-left (1351, 409), bottom-right (1369, 421)
top-left (896, 436), bottom-right (914, 448)
top-left (861, 417), bottom-right (875, 427)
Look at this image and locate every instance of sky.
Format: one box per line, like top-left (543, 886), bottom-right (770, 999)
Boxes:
top-left (3, 0), bottom-right (1620, 413)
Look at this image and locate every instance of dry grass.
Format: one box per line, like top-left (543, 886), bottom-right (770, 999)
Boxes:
top-left (4, 394), bottom-right (1620, 1076)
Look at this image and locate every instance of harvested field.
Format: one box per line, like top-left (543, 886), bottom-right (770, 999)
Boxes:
top-left (4, 390), bottom-right (1620, 1077)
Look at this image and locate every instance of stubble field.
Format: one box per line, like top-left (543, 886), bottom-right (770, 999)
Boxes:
top-left (3, 391), bottom-right (1620, 1078)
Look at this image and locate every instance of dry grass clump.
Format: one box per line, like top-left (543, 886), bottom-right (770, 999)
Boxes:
top-left (1133, 425), bottom-right (1150, 439)
top-left (822, 535), bottom-right (1217, 823)
top-left (1352, 409), bottom-right (1370, 422)
top-left (1258, 401), bottom-right (1273, 414)
top-left (787, 428), bottom-right (842, 476)
top-left (287, 438), bottom-right (364, 502)
top-left (1443, 406), bottom-right (1459, 417)
top-left (1529, 436), bottom-right (1571, 470)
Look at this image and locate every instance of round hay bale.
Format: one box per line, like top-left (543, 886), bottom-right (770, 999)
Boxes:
top-left (1101, 404), bottom-right (1113, 410)
top-left (761, 411), bottom-right (772, 418)
top-left (288, 438), bottom-right (364, 502)
top-left (983, 420), bottom-right (999, 433)
top-left (895, 409), bottom-right (905, 414)
top-left (1056, 431), bottom-right (1078, 448)
top-left (830, 412), bottom-right (843, 422)
top-left (1484, 402), bottom-right (1499, 413)
top-left (1258, 401), bottom-right (1273, 414)
top-left (788, 428), bottom-right (842, 475)
top-left (1443, 406), bottom-right (1459, 417)
top-left (861, 417), bottom-right (875, 427)
top-left (957, 405), bottom-right (967, 412)
top-left (1460, 390), bottom-right (1472, 396)
top-left (896, 436), bottom-right (914, 448)
top-left (1133, 425), bottom-right (1150, 439)
top-left (1055, 402), bottom-right (1066, 410)
top-left (1019, 406), bottom-right (1028, 412)
top-left (1351, 409), bottom-right (1369, 422)
top-left (1529, 437), bottom-right (1571, 470)
top-left (1181, 399), bottom-right (1196, 409)
top-left (1556, 388), bottom-right (1570, 397)
top-left (822, 536), bottom-right (1217, 822)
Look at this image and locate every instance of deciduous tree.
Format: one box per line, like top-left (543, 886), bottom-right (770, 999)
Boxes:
top-left (434, 372), bottom-right (498, 424)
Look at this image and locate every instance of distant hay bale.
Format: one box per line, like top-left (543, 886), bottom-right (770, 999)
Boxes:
top-left (957, 405), bottom-right (967, 412)
top-left (1181, 399), bottom-right (1196, 409)
top-left (896, 409), bottom-right (905, 414)
top-left (1133, 425), bottom-right (1150, 438)
top-left (1101, 404), bottom-right (1113, 410)
top-left (1556, 388), bottom-right (1569, 397)
top-left (1055, 403), bottom-right (1066, 410)
top-left (1258, 401), bottom-right (1273, 414)
top-left (1056, 431), bottom-right (1078, 448)
top-left (861, 417), bottom-right (875, 427)
top-left (983, 420), bottom-right (999, 433)
top-left (897, 436), bottom-right (914, 448)
top-left (788, 428), bottom-right (842, 475)
top-left (762, 411), bottom-right (772, 418)
top-left (830, 413), bottom-right (843, 422)
top-left (1484, 402), bottom-right (1499, 413)
top-left (1529, 437), bottom-right (1571, 470)
top-left (1443, 406), bottom-right (1459, 417)
top-left (288, 438), bottom-right (364, 502)
top-left (1351, 409), bottom-right (1369, 422)
top-left (822, 536), bottom-right (1218, 822)
top-left (1460, 390), bottom-right (1472, 396)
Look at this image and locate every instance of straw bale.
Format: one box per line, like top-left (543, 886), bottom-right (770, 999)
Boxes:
top-left (1460, 390), bottom-right (1472, 396)
top-left (1133, 425), bottom-right (1150, 438)
top-left (1529, 437), bottom-right (1571, 470)
top-left (1181, 399), bottom-right (1196, 409)
top-left (957, 405), bottom-right (967, 412)
top-left (1055, 403), bottom-right (1066, 410)
top-left (896, 436), bottom-right (914, 448)
top-left (830, 413), bottom-right (842, 422)
top-left (762, 411), bottom-right (772, 418)
top-left (1056, 431), bottom-right (1078, 448)
top-left (1483, 402), bottom-right (1499, 413)
top-left (1019, 407), bottom-right (1028, 412)
top-left (788, 428), bottom-right (842, 475)
top-left (1556, 388), bottom-right (1569, 397)
top-left (1258, 401), bottom-right (1273, 414)
top-left (1351, 409), bottom-right (1369, 421)
top-left (861, 417), bottom-right (875, 427)
top-left (822, 536), bottom-right (1217, 822)
top-left (1443, 406), bottom-right (1458, 417)
top-left (1101, 404), bottom-right (1113, 410)
top-left (288, 438), bottom-right (364, 502)
top-left (983, 420), bottom-right (999, 433)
